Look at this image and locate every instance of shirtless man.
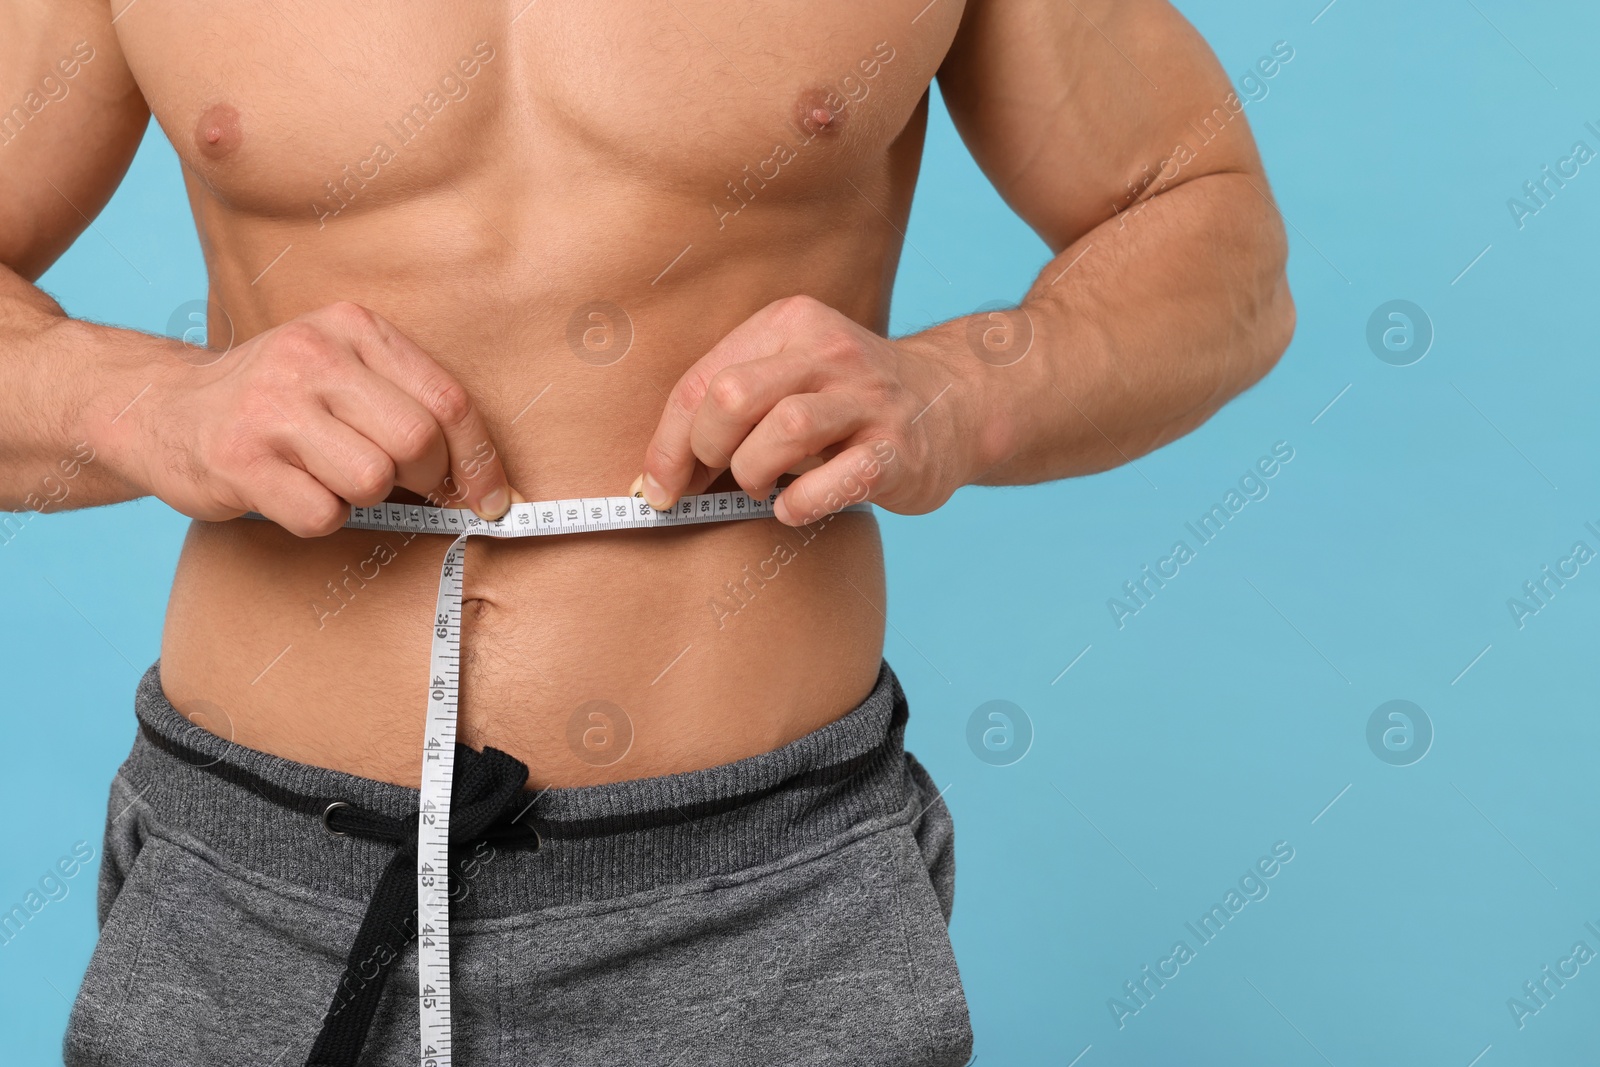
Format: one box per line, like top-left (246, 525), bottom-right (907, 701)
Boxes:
top-left (2, 1), bottom-right (1293, 1063)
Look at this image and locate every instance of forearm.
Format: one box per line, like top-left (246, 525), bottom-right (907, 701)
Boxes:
top-left (915, 170), bottom-right (1295, 487)
top-left (0, 264), bottom-right (174, 511)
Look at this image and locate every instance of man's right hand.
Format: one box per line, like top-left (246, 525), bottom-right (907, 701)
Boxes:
top-left (106, 301), bottom-right (513, 538)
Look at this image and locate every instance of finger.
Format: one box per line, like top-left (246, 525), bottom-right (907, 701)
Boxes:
top-left (728, 394), bottom-right (865, 499)
top-left (640, 309), bottom-right (802, 508)
top-left (336, 305), bottom-right (512, 519)
top-left (675, 457), bottom-right (724, 501)
top-left (640, 377), bottom-right (721, 510)
top-left (322, 373), bottom-right (450, 501)
top-left (271, 405), bottom-right (396, 508)
top-left (686, 356), bottom-right (823, 479)
top-left (244, 460), bottom-right (351, 538)
top-left (628, 461), bottom-right (720, 503)
top-left (773, 441), bottom-right (897, 526)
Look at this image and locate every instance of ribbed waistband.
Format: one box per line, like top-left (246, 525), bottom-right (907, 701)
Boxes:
top-left (123, 661), bottom-right (913, 917)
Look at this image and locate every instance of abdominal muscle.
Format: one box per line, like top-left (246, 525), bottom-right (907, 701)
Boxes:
top-left (157, 279), bottom-right (890, 789)
top-left (162, 504), bottom-right (885, 789)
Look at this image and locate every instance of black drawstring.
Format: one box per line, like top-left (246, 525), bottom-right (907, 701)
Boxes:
top-left (305, 744), bottom-right (539, 1067)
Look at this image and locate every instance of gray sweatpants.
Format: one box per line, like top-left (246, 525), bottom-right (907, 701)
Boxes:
top-left (64, 662), bottom-right (971, 1066)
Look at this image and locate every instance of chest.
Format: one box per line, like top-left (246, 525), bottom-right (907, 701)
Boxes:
top-left (114, 0), bottom-right (962, 217)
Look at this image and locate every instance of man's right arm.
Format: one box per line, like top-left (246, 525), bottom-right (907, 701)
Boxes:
top-left (1, 0), bottom-right (516, 532)
top-left (0, 0), bottom-right (155, 513)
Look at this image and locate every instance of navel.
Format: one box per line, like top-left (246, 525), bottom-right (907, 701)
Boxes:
top-left (194, 102), bottom-right (243, 160)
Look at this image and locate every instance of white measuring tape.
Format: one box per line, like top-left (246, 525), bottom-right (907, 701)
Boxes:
top-left (252, 487), bottom-right (866, 1065)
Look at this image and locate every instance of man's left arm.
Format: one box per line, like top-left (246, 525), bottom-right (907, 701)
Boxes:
top-left (639, 0), bottom-right (1295, 525)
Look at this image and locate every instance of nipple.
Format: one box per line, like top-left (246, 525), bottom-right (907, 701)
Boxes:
top-left (194, 103), bottom-right (243, 160)
top-left (795, 88), bottom-right (846, 138)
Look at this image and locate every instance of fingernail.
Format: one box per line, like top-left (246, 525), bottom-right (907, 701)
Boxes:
top-left (628, 474), bottom-right (645, 498)
top-left (479, 487), bottom-right (509, 520)
top-left (510, 488), bottom-right (528, 505)
top-left (641, 473), bottom-right (672, 510)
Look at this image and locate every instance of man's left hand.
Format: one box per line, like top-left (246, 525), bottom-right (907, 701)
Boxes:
top-left (638, 295), bottom-right (991, 526)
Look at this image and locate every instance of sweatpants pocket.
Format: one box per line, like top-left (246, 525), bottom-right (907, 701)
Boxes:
top-left (492, 826), bottom-right (972, 1067)
top-left (64, 830), bottom-right (165, 1067)
top-left (884, 819), bottom-right (974, 1062)
top-left (64, 835), bottom-right (352, 1067)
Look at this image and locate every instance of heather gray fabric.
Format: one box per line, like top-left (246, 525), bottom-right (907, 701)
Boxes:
top-left (64, 661), bottom-right (971, 1067)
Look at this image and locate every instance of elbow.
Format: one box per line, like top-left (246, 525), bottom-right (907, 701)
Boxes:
top-left (1244, 218), bottom-right (1296, 389)
top-left (1256, 276), bottom-right (1295, 385)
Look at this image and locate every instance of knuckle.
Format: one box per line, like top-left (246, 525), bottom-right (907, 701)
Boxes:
top-left (817, 328), bottom-right (861, 365)
top-left (674, 367), bottom-right (715, 410)
top-left (706, 373), bottom-right (751, 417)
top-left (289, 498), bottom-right (345, 538)
top-left (773, 398), bottom-right (814, 441)
top-left (859, 458), bottom-right (889, 494)
top-left (391, 418), bottom-right (439, 463)
top-left (423, 378), bottom-right (473, 428)
top-left (348, 456), bottom-right (394, 503)
top-left (272, 321), bottom-right (334, 367)
top-left (301, 515), bottom-right (343, 539)
top-left (325, 300), bottom-right (375, 332)
top-left (728, 456), bottom-right (764, 493)
top-left (308, 495), bottom-right (348, 535)
top-left (772, 293), bottom-right (820, 325)
top-left (259, 330), bottom-right (336, 385)
top-left (269, 320), bottom-right (322, 353)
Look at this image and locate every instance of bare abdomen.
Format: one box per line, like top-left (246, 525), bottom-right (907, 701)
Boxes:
top-left (158, 503), bottom-right (885, 788)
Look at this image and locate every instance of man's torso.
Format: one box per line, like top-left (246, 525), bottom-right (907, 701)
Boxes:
top-left (128, 0), bottom-right (964, 786)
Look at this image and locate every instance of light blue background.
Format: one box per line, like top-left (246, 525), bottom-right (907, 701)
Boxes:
top-left (4, 1), bottom-right (1598, 1063)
